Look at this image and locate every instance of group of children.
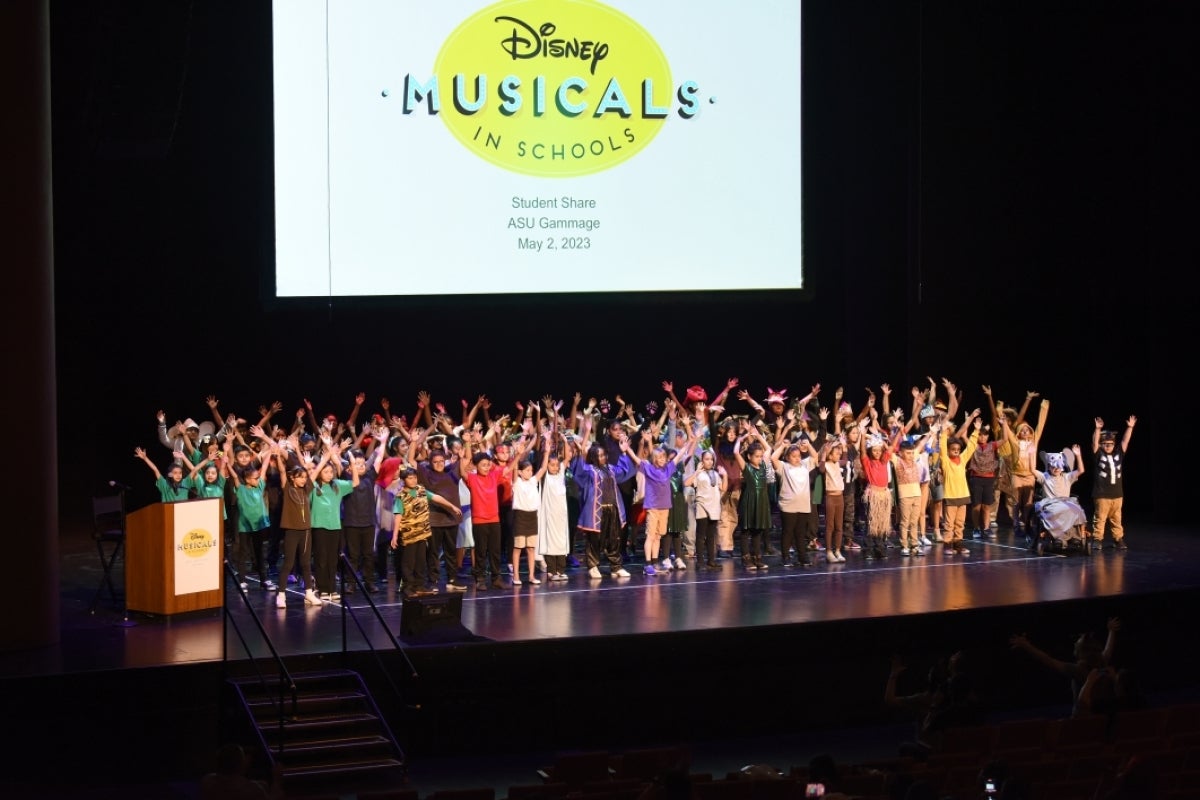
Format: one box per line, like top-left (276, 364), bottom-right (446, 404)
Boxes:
top-left (134, 380), bottom-right (1135, 599)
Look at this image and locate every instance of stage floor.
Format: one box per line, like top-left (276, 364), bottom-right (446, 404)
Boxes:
top-left (5, 521), bottom-right (1197, 679)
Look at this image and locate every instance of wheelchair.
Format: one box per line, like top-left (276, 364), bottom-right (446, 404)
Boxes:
top-left (1029, 495), bottom-right (1092, 556)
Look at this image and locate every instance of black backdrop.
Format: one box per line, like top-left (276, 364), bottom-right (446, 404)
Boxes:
top-left (48, 1), bottom-right (1193, 523)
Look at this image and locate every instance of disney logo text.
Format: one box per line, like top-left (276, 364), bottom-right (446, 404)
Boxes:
top-left (496, 16), bottom-right (610, 76)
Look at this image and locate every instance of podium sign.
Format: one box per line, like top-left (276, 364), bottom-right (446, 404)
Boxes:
top-left (126, 498), bottom-right (224, 615)
top-left (172, 499), bottom-right (222, 594)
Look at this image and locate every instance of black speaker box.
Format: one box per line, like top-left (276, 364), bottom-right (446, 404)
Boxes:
top-left (400, 592), bottom-right (468, 639)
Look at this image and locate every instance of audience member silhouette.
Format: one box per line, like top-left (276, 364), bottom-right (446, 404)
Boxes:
top-left (884, 650), bottom-right (981, 760)
top-left (1008, 616), bottom-right (1119, 717)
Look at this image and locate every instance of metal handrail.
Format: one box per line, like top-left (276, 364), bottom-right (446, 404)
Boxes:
top-left (336, 553), bottom-right (419, 684)
top-left (222, 560), bottom-right (298, 762)
top-left (334, 554), bottom-right (419, 767)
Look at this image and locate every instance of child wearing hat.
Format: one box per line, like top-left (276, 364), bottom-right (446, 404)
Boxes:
top-left (1091, 415), bottom-right (1136, 551)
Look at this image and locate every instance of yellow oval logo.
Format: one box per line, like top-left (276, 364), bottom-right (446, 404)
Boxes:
top-left (431, 0), bottom-right (673, 177)
top-left (179, 528), bottom-right (215, 559)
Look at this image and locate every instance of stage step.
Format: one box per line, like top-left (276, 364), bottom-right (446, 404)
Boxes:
top-left (225, 668), bottom-right (406, 790)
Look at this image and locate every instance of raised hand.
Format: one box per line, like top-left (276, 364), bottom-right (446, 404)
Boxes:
top-left (726, 377), bottom-right (739, 389)
top-left (156, 410), bottom-right (166, 423)
top-left (1095, 417), bottom-right (1105, 429)
top-left (355, 392), bottom-right (366, 406)
top-left (880, 384), bottom-right (891, 396)
top-left (1026, 390), bottom-right (1039, 399)
top-left (304, 398), bottom-right (313, 411)
top-left (737, 389), bottom-right (750, 402)
top-left (206, 395), bottom-right (219, 409)
top-left (135, 447), bottom-right (147, 459)
top-left (982, 384), bottom-right (992, 396)
top-left (1126, 415), bottom-right (1137, 427)
top-left (295, 408), bottom-right (305, 421)
top-left (416, 390), bottom-right (429, 408)
top-left (661, 380), bottom-right (673, 394)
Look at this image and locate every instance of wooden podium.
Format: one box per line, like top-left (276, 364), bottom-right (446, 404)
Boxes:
top-left (126, 498), bottom-right (224, 615)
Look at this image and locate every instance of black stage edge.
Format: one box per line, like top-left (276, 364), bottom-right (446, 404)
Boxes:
top-left (4, 585), bottom-right (1198, 789)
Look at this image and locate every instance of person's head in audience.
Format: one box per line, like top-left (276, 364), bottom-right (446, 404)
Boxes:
top-left (1073, 632), bottom-right (1104, 669)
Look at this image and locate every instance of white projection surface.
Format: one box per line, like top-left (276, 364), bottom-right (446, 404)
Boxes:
top-left (272, 0), bottom-right (802, 297)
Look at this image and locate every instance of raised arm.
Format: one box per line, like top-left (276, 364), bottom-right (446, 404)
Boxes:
top-left (1009, 633), bottom-right (1077, 677)
top-left (1102, 617), bottom-right (1120, 664)
top-left (674, 420), bottom-right (700, 463)
top-left (251, 400), bottom-right (280, 433)
top-left (942, 378), bottom-right (961, 421)
top-left (185, 456), bottom-right (211, 483)
top-left (463, 395), bottom-right (486, 430)
top-left (733, 435), bottom-right (748, 472)
top-left (712, 377), bottom-right (739, 410)
top-left (738, 388), bottom-right (765, 422)
top-left (134, 447), bottom-right (163, 480)
top-left (981, 385), bottom-right (1000, 432)
top-left (204, 395), bottom-right (226, 430)
top-left (620, 431), bottom-right (642, 467)
top-left (407, 424), bottom-right (431, 468)
top-left (660, 380), bottom-right (686, 417)
top-left (1014, 390), bottom-right (1038, 430)
top-left (532, 431), bottom-right (553, 480)
top-left (345, 392), bottom-right (366, 433)
top-left (222, 439), bottom-right (243, 487)
top-left (1121, 415), bottom-right (1136, 452)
